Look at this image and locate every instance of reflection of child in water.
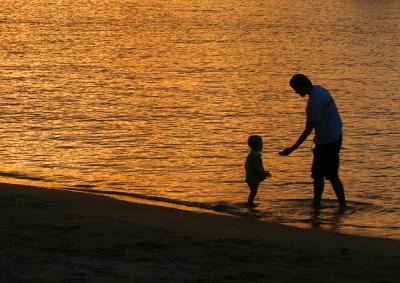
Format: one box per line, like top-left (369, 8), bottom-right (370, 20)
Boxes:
top-left (245, 135), bottom-right (271, 207)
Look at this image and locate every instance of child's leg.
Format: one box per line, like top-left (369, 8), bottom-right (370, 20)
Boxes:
top-left (247, 183), bottom-right (259, 206)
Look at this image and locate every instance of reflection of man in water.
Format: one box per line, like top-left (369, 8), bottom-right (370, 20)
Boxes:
top-left (280, 74), bottom-right (346, 209)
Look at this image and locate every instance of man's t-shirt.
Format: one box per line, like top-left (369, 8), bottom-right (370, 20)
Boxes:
top-left (307, 85), bottom-right (342, 145)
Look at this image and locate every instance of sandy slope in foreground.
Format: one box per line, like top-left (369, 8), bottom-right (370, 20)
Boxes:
top-left (0, 182), bottom-right (399, 282)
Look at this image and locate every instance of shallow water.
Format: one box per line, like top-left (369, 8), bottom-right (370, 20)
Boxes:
top-left (0, 0), bottom-right (399, 239)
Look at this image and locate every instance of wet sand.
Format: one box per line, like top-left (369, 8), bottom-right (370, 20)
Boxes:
top-left (1, 182), bottom-right (399, 282)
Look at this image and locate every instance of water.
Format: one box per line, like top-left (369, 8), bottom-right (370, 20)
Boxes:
top-left (0, 0), bottom-right (399, 239)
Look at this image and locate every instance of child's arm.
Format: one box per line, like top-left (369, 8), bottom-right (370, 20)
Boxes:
top-left (255, 156), bottom-right (271, 181)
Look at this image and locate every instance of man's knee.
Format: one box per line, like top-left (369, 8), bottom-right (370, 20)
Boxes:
top-left (328, 176), bottom-right (342, 185)
top-left (313, 178), bottom-right (324, 186)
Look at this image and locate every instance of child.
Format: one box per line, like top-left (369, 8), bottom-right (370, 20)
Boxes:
top-left (245, 135), bottom-right (271, 207)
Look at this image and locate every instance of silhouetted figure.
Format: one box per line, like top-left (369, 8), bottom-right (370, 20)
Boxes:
top-left (279, 74), bottom-right (346, 208)
top-left (245, 135), bottom-right (271, 207)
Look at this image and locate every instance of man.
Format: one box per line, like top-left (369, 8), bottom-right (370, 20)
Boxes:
top-left (279, 74), bottom-right (346, 208)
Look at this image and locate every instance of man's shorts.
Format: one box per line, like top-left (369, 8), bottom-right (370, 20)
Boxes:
top-left (312, 136), bottom-right (342, 180)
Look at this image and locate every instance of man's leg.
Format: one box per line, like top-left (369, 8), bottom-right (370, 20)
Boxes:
top-left (330, 177), bottom-right (346, 208)
top-left (312, 178), bottom-right (324, 207)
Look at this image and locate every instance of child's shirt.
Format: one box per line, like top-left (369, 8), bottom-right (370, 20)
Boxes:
top-left (245, 150), bottom-right (269, 184)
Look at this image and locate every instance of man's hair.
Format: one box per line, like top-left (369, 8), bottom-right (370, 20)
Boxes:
top-left (248, 135), bottom-right (262, 150)
top-left (290, 74), bottom-right (312, 89)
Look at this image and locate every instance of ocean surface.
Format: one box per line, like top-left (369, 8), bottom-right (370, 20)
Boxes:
top-left (0, 0), bottom-right (399, 239)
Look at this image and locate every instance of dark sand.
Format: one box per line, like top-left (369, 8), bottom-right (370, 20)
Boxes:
top-left (1, 183), bottom-right (399, 282)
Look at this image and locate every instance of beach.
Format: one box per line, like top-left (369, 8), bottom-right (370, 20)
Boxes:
top-left (0, 183), bottom-right (399, 282)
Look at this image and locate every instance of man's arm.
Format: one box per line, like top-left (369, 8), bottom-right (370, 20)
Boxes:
top-left (279, 121), bottom-right (316, 156)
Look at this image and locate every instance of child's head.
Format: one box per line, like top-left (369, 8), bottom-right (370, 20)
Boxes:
top-left (248, 135), bottom-right (263, 151)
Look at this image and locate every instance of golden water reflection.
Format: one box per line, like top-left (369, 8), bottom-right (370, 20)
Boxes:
top-left (0, 0), bottom-right (399, 239)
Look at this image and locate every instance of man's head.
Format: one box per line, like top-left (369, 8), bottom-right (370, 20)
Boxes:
top-left (290, 74), bottom-right (312, 97)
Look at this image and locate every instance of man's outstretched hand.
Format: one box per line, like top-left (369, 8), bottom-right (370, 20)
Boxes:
top-left (279, 147), bottom-right (294, 156)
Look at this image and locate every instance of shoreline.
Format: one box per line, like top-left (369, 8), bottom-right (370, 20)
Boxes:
top-left (1, 182), bottom-right (399, 282)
